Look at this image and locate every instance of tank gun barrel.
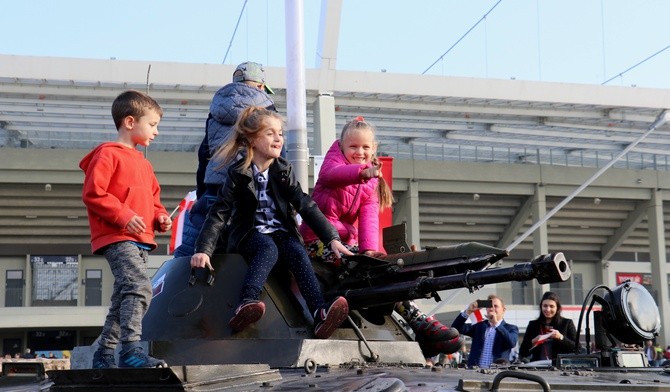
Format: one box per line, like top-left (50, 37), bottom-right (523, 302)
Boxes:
top-left (328, 252), bottom-right (570, 309)
top-left (330, 242), bottom-right (510, 290)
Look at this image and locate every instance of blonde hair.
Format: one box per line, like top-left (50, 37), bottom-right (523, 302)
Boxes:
top-left (214, 106), bottom-right (284, 170)
top-left (340, 117), bottom-right (394, 210)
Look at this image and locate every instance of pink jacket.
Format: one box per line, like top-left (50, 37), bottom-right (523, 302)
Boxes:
top-left (300, 141), bottom-right (379, 252)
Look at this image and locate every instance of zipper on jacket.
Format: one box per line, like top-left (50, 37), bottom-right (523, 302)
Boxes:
top-left (344, 184), bottom-right (362, 217)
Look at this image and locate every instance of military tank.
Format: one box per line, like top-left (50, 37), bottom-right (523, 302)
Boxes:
top-left (3, 237), bottom-right (665, 391)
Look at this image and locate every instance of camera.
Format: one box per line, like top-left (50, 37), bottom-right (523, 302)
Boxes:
top-left (476, 299), bottom-right (493, 308)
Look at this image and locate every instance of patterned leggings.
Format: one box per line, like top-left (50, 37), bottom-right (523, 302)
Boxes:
top-left (238, 229), bottom-right (325, 313)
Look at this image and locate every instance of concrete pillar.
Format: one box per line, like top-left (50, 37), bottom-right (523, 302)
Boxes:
top-left (24, 255), bottom-right (32, 306)
top-left (531, 184), bottom-right (550, 303)
top-left (647, 189), bottom-right (669, 346)
top-left (393, 180), bottom-right (421, 250)
top-left (285, 0), bottom-right (308, 191)
top-left (312, 94), bottom-right (337, 156)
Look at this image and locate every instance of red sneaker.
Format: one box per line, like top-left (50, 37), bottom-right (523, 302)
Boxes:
top-left (418, 336), bottom-right (465, 358)
top-left (411, 314), bottom-right (459, 341)
top-left (314, 296), bottom-right (349, 339)
top-left (229, 300), bottom-right (265, 332)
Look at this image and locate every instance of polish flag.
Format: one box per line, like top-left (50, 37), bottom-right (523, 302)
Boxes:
top-left (468, 308), bottom-right (486, 324)
top-left (168, 190), bottom-right (197, 254)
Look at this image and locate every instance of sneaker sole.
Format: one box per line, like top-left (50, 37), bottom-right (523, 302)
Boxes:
top-left (92, 353), bottom-right (117, 369)
top-left (92, 363), bottom-right (118, 369)
top-left (418, 336), bottom-right (465, 357)
top-left (119, 360), bottom-right (168, 368)
top-left (314, 297), bottom-right (349, 339)
top-left (414, 325), bottom-right (460, 341)
top-left (229, 302), bottom-right (265, 332)
top-left (119, 351), bottom-right (167, 368)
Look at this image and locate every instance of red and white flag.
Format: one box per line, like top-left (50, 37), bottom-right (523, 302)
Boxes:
top-left (468, 308), bottom-right (486, 324)
top-left (168, 190), bottom-right (197, 254)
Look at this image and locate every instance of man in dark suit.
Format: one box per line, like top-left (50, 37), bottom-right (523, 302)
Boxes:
top-left (451, 294), bottom-right (518, 368)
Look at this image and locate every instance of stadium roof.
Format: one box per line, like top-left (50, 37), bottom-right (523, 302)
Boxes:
top-left (2, 55), bottom-right (670, 259)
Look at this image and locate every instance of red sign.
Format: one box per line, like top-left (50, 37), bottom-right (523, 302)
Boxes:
top-left (616, 273), bottom-right (643, 285)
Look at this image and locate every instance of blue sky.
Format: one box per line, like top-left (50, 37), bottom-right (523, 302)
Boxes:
top-left (3, 0), bottom-right (670, 89)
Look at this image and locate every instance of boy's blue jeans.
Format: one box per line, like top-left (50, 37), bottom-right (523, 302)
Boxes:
top-left (98, 241), bottom-right (151, 351)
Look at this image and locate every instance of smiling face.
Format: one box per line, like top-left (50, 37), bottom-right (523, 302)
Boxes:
top-left (541, 299), bottom-right (558, 321)
top-left (251, 117), bottom-right (284, 165)
top-left (341, 127), bottom-right (376, 165)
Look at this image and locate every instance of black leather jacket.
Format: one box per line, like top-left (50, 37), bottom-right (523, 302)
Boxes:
top-left (194, 156), bottom-right (340, 256)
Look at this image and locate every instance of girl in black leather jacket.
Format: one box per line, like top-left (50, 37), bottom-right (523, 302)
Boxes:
top-left (191, 106), bottom-right (352, 339)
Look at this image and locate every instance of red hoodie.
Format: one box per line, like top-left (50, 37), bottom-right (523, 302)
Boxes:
top-left (79, 142), bottom-right (168, 254)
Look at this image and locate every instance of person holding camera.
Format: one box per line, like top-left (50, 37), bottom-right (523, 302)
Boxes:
top-left (451, 294), bottom-right (519, 368)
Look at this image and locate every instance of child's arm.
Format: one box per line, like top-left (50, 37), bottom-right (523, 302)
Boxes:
top-left (81, 154), bottom-right (137, 227)
top-left (318, 153), bottom-right (375, 187)
top-left (151, 176), bottom-right (171, 232)
top-left (127, 213), bottom-right (171, 234)
top-left (284, 166), bottom-right (346, 248)
top-left (192, 170), bottom-right (236, 268)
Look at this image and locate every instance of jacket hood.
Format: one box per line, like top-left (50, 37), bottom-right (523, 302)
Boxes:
top-left (209, 82), bottom-right (275, 126)
top-left (79, 142), bottom-right (131, 171)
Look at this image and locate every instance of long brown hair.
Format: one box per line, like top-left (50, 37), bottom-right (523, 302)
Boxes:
top-left (340, 117), bottom-right (394, 210)
top-left (536, 291), bottom-right (564, 326)
top-left (214, 106), bottom-right (284, 171)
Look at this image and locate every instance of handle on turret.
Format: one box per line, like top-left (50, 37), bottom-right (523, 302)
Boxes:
top-left (188, 267), bottom-right (215, 286)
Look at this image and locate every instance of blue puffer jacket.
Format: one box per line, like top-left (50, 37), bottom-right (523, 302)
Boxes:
top-left (178, 82), bottom-right (274, 258)
top-left (203, 82), bottom-right (275, 186)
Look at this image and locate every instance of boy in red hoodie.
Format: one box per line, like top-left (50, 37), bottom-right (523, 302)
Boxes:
top-left (80, 90), bottom-right (172, 369)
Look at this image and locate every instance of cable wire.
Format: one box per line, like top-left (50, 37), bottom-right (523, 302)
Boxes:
top-left (602, 43), bottom-right (670, 85)
top-left (422, 0), bottom-right (503, 75)
top-left (222, 0), bottom-right (249, 64)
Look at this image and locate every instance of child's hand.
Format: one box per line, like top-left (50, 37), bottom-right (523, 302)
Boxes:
top-left (191, 253), bottom-right (214, 271)
top-left (126, 215), bottom-right (146, 234)
top-left (360, 163), bottom-right (382, 181)
top-left (157, 214), bottom-right (172, 232)
top-left (329, 240), bottom-right (353, 259)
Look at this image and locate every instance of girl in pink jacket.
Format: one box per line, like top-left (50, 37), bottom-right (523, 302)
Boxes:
top-left (300, 116), bottom-right (464, 364)
top-left (300, 116), bottom-right (392, 264)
